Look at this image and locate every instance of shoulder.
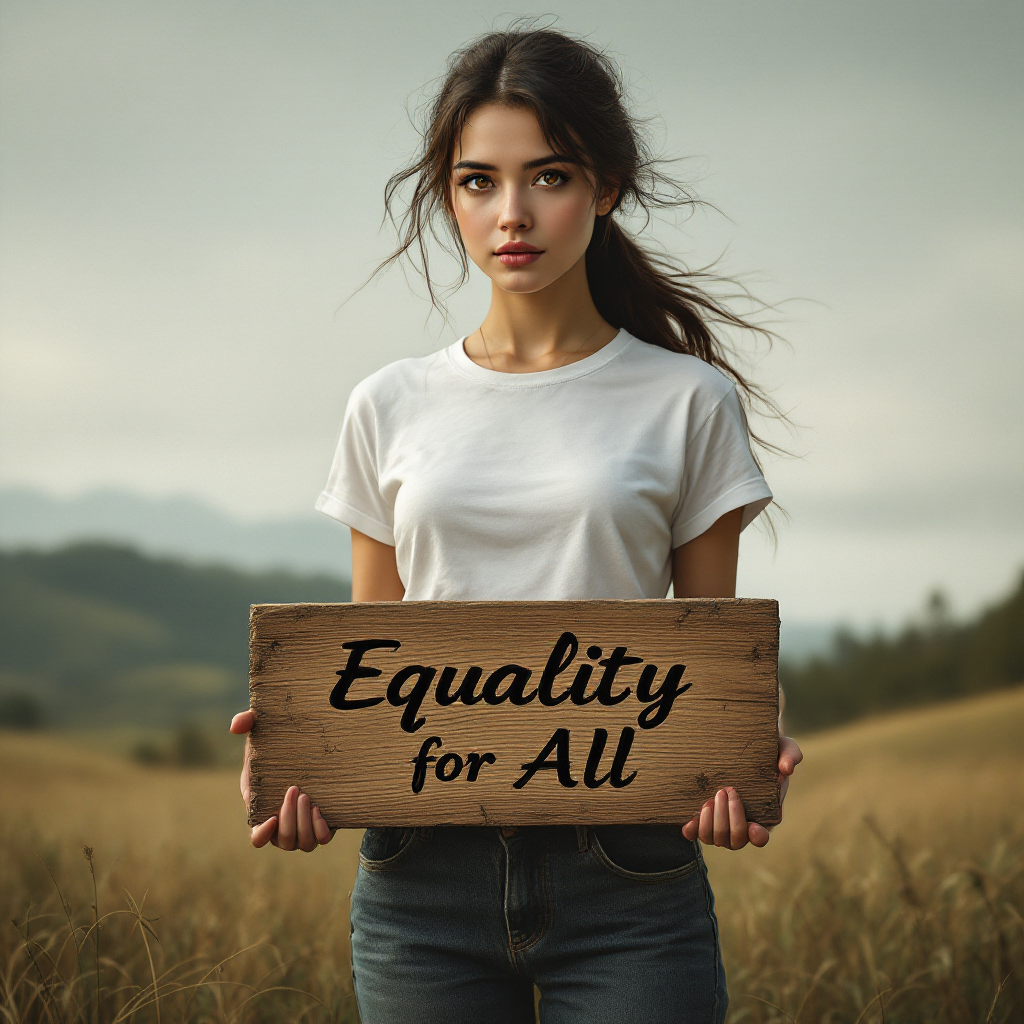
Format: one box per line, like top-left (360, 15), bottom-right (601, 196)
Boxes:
top-left (618, 333), bottom-right (736, 404)
top-left (347, 346), bottom-right (452, 410)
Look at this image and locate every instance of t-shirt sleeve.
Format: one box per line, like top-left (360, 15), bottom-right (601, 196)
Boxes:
top-left (314, 383), bottom-right (396, 545)
top-left (671, 385), bottom-right (773, 548)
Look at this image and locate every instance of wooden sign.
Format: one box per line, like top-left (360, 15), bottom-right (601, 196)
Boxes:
top-left (247, 599), bottom-right (781, 828)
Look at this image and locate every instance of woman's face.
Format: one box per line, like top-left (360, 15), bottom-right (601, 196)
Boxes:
top-left (450, 104), bottom-right (615, 295)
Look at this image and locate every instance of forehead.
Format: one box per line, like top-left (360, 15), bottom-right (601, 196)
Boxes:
top-left (454, 104), bottom-right (551, 163)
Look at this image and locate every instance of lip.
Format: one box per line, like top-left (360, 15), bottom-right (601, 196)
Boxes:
top-left (494, 242), bottom-right (544, 267)
top-left (495, 241), bottom-right (543, 254)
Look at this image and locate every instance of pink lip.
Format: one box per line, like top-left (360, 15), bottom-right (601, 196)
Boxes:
top-left (494, 243), bottom-right (544, 267)
top-left (497, 251), bottom-right (543, 267)
top-left (495, 241), bottom-right (542, 253)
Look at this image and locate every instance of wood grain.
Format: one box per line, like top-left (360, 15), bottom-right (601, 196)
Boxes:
top-left (248, 599), bottom-right (780, 828)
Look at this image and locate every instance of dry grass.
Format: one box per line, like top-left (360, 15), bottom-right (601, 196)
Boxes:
top-left (705, 687), bottom-right (1024, 1021)
top-left (0, 736), bottom-right (361, 1023)
top-left (1, 686), bottom-right (1022, 1022)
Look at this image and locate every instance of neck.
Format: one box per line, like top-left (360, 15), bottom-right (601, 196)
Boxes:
top-left (472, 257), bottom-right (616, 371)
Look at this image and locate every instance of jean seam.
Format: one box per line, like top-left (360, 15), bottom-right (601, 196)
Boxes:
top-left (509, 849), bottom-right (552, 956)
top-left (575, 825), bottom-right (590, 852)
top-left (499, 832), bottom-right (524, 975)
top-left (696, 843), bottom-right (726, 1023)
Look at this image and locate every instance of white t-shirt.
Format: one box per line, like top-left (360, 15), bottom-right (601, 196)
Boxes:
top-left (316, 330), bottom-right (771, 601)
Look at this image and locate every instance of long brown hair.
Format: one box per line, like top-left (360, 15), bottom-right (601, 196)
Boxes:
top-left (380, 26), bottom-right (784, 450)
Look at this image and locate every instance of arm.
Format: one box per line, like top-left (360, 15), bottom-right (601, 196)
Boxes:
top-left (670, 506), bottom-right (742, 599)
top-left (674, 508), bottom-right (803, 850)
top-left (228, 529), bottom-right (404, 850)
top-left (351, 528), bottom-right (405, 601)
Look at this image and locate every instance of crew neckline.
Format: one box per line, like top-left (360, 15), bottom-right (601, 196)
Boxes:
top-left (446, 329), bottom-right (633, 389)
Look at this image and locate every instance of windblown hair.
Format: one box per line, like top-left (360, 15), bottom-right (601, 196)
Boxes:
top-left (380, 26), bottom-right (783, 449)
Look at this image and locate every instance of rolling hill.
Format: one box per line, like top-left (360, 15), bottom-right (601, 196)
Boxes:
top-left (0, 543), bottom-right (350, 727)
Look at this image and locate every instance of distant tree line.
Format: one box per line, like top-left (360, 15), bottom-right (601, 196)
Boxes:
top-left (781, 572), bottom-right (1024, 732)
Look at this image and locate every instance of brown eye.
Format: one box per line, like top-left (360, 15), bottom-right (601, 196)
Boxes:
top-left (537, 170), bottom-right (568, 187)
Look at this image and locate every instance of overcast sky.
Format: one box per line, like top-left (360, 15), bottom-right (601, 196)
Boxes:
top-left (1, 0), bottom-right (1022, 627)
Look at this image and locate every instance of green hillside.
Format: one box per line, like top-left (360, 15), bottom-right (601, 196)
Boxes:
top-left (0, 543), bottom-right (350, 727)
top-left (781, 571), bottom-right (1024, 732)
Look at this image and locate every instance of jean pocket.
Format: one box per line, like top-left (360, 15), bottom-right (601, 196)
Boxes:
top-left (358, 827), bottom-right (418, 871)
top-left (590, 825), bottom-right (700, 883)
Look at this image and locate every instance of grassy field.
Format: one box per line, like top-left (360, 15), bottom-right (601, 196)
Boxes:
top-left (2, 687), bottom-right (1022, 1023)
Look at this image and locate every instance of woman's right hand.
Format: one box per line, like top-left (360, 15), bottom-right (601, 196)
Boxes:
top-left (229, 710), bottom-right (335, 852)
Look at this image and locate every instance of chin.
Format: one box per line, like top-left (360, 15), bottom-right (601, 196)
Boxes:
top-left (489, 265), bottom-right (572, 295)
top-left (494, 277), bottom-right (552, 295)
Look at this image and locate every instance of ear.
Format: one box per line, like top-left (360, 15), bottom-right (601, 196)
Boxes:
top-left (596, 183), bottom-right (619, 217)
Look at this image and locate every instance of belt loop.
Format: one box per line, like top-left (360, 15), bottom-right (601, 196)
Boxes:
top-left (575, 825), bottom-right (590, 852)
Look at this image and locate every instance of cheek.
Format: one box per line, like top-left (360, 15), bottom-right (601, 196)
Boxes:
top-left (452, 195), bottom-right (491, 249)
top-left (543, 192), bottom-right (595, 247)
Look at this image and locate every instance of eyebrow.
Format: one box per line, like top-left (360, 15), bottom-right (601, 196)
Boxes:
top-left (452, 153), bottom-right (575, 171)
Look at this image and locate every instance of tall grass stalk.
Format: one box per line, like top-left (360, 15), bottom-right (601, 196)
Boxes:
top-left (81, 849), bottom-right (98, 1024)
top-left (0, 848), bottom-right (348, 1024)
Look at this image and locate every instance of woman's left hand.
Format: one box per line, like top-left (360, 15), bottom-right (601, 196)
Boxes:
top-left (681, 733), bottom-right (803, 850)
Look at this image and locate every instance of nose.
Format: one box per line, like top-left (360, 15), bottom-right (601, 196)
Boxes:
top-left (498, 185), bottom-right (532, 233)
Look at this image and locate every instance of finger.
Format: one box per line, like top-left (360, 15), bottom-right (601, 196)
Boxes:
top-left (251, 817), bottom-right (277, 848)
top-left (229, 710), bottom-right (255, 735)
top-left (296, 792), bottom-right (317, 852)
top-left (313, 806), bottom-right (334, 845)
top-left (778, 736), bottom-right (803, 776)
top-left (276, 786), bottom-right (299, 851)
top-left (240, 735), bottom-right (253, 807)
top-left (748, 822), bottom-right (770, 848)
top-left (713, 789), bottom-right (730, 848)
top-left (728, 788), bottom-right (748, 850)
top-left (779, 773), bottom-right (791, 807)
top-left (681, 817), bottom-right (699, 842)
top-left (698, 799), bottom-right (715, 845)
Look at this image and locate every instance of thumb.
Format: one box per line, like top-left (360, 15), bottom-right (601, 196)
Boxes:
top-left (779, 736), bottom-right (803, 775)
top-left (229, 710), bottom-right (255, 734)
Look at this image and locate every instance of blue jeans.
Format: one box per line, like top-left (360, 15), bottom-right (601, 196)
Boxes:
top-left (350, 824), bottom-right (728, 1023)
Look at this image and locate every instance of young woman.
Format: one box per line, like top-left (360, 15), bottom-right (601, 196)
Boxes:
top-left (231, 26), bottom-right (801, 1024)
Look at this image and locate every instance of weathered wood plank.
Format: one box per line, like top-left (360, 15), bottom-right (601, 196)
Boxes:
top-left (248, 599), bottom-right (780, 827)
